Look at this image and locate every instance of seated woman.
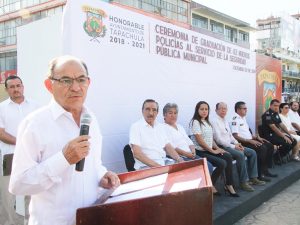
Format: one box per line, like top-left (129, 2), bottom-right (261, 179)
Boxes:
top-left (163, 103), bottom-right (213, 174)
top-left (189, 101), bottom-right (239, 197)
top-left (279, 103), bottom-right (300, 161)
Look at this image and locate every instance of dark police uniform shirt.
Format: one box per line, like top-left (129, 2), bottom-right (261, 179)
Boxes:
top-left (261, 108), bottom-right (281, 137)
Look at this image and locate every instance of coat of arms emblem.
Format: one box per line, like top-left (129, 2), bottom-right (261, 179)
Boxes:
top-left (82, 5), bottom-right (107, 42)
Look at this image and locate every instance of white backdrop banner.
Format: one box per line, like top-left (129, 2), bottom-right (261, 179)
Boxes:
top-left (62, 0), bottom-right (256, 172)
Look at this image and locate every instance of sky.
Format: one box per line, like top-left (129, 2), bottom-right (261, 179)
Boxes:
top-left (193, 0), bottom-right (300, 27)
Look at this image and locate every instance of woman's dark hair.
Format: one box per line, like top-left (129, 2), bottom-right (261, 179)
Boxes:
top-left (279, 102), bottom-right (289, 113)
top-left (189, 101), bottom-right (211, 128)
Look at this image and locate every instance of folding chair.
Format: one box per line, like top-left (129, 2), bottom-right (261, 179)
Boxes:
top-left (123, 144), bottom-right (136, 171)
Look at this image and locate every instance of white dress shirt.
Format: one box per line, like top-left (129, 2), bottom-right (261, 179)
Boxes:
top-left (279, 113), bottom-right (295, 131)
top-left (0, 97), bottom-right (39, 159)
top-left (230, 113), bottom-right (252, 139)
top-left (129, 118), bottom-right (170, 169)
top-left (0, 97), bottom-right (39, 217)
top-left (288, 110), bottom-right (300, 127)
top-left (9, 99), bottom-right (107, 225)
top-left (280, 113), bottom-right (300, 142)
top-left (164, 123), bottom-right (193, 153)
top-left (212, 115), bottom-right (238, 149)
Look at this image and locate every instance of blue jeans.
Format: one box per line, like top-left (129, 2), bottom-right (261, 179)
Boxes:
top-left (224, 147), bottom-right (258, 183)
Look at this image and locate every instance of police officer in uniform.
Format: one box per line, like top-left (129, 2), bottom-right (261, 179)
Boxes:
top-left (231, 101), bottom-right (277, 182)
top-left (261, 99), bottom-right (296, 160)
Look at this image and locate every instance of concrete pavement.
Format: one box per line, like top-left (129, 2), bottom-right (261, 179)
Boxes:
top-left (234, 179), bottom-right (300, 225)
top-left (0, 190), bottom-right (23, 225)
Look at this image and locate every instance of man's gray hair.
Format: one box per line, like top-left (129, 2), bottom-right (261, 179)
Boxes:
top-left (46, 55), bottom-right (89, 78)
top-left (163, 103), bottom-right (179, 116)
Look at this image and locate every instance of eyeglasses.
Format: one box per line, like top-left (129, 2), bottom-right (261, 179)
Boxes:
top-left (144, 108), bottom-right (158, 113)
top-left (7, 84), bottom-right (23, 89)
top-left (49, 76), bottom-right (90, 87)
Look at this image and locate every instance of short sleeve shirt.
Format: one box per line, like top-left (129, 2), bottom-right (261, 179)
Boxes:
top-left (230, 113), bottom-right (252, 139)
top-left (0, 98), bottom-right (39, 157)
top-left (261, 108), bottom-right (281, 136)
top-left (279, 114), bottom-right (295, 131)
top-left (164, 123), bottom-right (193, 153)
top-left (190, 120), bottom-right (213, 151)
top-left (129, 119), bottom-right (170, 169)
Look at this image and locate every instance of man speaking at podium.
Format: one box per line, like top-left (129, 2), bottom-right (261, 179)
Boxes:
top-left (9, 55), bottom-right (120, 225)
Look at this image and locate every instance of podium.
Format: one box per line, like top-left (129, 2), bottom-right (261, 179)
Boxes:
top-left (76, 159), bottom-right (213, 225)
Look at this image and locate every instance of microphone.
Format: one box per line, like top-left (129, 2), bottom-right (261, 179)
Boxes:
top-left (76, 113), bottom-right (92, 172)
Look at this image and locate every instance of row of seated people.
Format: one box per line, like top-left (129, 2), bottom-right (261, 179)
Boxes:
top-left (127, 99), bottom-right (299, 197)
top-left (261, 99), bottom-right (300, 162)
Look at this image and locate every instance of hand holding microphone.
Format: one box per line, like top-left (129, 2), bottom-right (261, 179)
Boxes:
top-left (62, 114), bottom-right (92, 171)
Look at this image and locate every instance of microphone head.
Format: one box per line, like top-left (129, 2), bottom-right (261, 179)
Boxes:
top-left (80, 113), bottom-right (92, 126)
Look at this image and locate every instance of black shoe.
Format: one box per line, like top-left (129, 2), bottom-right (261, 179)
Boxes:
top-left (265, 172), bottom-right (278, 178)
top-left (224, 186), bottom-right (239, 197)
top-left (258, 175), bottom-right (271, 182)
top-left (213, 191), bottom-right (221, 196)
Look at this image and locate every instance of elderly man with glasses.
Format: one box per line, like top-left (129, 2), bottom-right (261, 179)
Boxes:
top-left (212, 102), bottom-right (264, 192)
top-left (9, 55), bottom-right (120, 225)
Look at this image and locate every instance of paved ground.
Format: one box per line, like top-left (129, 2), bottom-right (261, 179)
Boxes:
top-left (234, 179), bottom-right (300, 225)
top-left (0, 192), bottom-right (23, 225)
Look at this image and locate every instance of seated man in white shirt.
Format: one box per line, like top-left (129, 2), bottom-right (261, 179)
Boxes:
top-left (231, 101), bottom-right (277, 182)
top-left (288, 101), bottom-right (300, 134)
top-left (212, 102), bottom-right (264, 192)
top-left (163, 103), bottom-right (213, 173)
top-left (129, 99), bottom-right (184, 170)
